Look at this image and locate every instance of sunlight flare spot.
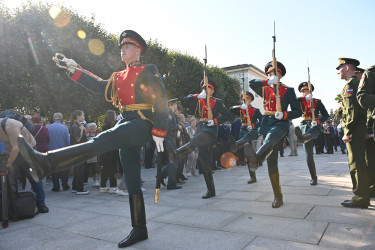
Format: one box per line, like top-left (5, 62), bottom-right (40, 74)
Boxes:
top-left (88, 39), bottom-right (105, 56)
top-left (77, 30), bottom-right (86, 39)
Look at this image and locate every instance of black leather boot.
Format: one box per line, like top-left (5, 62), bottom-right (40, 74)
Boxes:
top-left (307, 162), bottom-right (318, 185)
top-left (168, 141), bottom-right (196, 163)
top-left (17, 135), bottom-right (94, 182)
top-left (247, 165), bottom-right (257, 184)
top-left (246, 142), bottom-right (274, 171)
top-left (269, 172), bottom-right (283, 208)
top-left (202, 172), bottom-right (215, 199)
top-left (232, 137), bottom-right (249, 153)
top-left (118, 193), bottom-right (148, 248)
top-left (295, 127), bottom-right (313, 143)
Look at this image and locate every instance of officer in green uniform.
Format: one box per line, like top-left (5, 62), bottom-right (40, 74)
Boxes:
top-left (295, 82), bottom-right (329, 185)
top-left (337, 57), bottom-right (370, 209)
top-left (358, 65), bottom-right (375, 109)
top-left (17, 30), bottom-right (169, 247)
top-left (364, 111), bottom-right (375, 198)
top-left (357, 66), bottom-right (375, 198)
top-left (229, 91), bottom-right (263, 184)
top-left (169, 79), bottom-right (230, 199)
top-left (248, 61), bottom-right (302, 208)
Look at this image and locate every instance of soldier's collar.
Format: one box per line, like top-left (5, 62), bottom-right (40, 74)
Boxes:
top-left (127, 61), bottom-right (142, 68)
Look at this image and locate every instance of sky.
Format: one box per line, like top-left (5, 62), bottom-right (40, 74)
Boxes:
top-left (2, 0), bottom-right (375, 113)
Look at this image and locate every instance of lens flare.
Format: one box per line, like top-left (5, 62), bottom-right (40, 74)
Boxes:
top-left (88, 39), bottom-right (105, 56)
top-left (27, 37), bottom-right (39, 65)
top-left (77, 30), bottom-right (86, 39)
top-left (52, 8), bottom-right (71, 28)
top-left (220, 152), bottom-right (238, 169)
top-left (48, 6), bottom-right (61, 19)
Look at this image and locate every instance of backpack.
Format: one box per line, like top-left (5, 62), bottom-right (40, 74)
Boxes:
top-left (0, 110), bottom-right (34, 134)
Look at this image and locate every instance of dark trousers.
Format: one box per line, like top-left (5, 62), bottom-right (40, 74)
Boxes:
top-left (51, 169), bottom-right (69, 189)
top-left (365, 138), bottom-right (375, 195)
top-left (346, 124), bottom-right (370, 204)
top-left (144, 139), bottom-right (156, 169)
top-left (72, 163), bottom-right (85, 191)
top-left (101, 159), bottom-right (117, 188)
top-left (13, 155), bottom-right (45, 207)
top-left (91, 117), bottom-right (152, 194)
top-left (263, 125), bottom-right (289, 175)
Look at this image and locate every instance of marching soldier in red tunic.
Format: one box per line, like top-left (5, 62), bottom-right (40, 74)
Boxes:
top-left (17, 30), bottom-right (168, 248)
top-left (170, 79), bottom-right (230, 199)
top-left (248, 61), bottom-right (302, 208)
top-left (295, 82), bottom-right (329, 185)
top-left (229, 91), bottom-right (263, 184)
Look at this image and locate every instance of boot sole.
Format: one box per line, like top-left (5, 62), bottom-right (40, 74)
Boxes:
top-left (244, 144), bottom-right (258, 171)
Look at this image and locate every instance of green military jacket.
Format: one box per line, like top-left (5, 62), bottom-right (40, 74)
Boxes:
top-left (357, 65), bottom-right (375, 118)
top-left (341, 76), bottom-right (367, 136)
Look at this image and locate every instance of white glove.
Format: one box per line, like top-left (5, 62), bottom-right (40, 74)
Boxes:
top-left (197, 90), bottom-right (206, 99)
top-left (247, 126), bottom-right (253, 131)
top-left (267, 75), bottom-right (279, 85)
top-left (311, 120), bottom-right (318, 127)
top-left (207, 120), bottom-right (214, 126)
top-left (153, 135), bottom-right (164, 152)
top-left (240, 103), bottom-right (248, 110)
top-left (275, 112), bottom-right (284, 120)
top-left (62, 58), bottom-right (78, 73)
top-left (305, 94), bottom-right (312, 101)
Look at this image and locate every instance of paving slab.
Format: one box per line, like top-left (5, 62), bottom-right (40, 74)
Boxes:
top-left (0, 146), bottom-right (374, 249)
top-left (319, 222), bottom-right (375, 249)
top-left (221, 213), bottom-right (328, 244)
top-left (305, 205), bottom-right (375, 227)
top-left (244, 236), bottom-right (341, 250)
top-left (135, 224), bottom-right (255, 250)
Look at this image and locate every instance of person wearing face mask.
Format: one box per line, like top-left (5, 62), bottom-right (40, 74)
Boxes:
top-left (17, 30), bottom-right (168, 248)
top-left (294, 82), bottom-right (329, 185)
top-left (168, 79), bottom-right (230, 199)
top-left (248, 61), bottom-right (302, 208)
top-left (229, 91), bottom-right (263, 184)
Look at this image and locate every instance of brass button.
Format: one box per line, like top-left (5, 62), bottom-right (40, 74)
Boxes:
top-left (131, 96), bottom-right (133, 99)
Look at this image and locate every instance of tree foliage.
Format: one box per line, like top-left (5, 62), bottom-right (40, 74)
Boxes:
top-left (0, 2), bottom-right (240, 125)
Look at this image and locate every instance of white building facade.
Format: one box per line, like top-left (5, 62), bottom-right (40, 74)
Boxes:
top-left (222, 64), bottom-right (267, 113)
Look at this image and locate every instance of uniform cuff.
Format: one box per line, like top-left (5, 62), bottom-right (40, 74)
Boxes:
top-left (193, 94), bottom-right (198, 100)
top-left (283, 111), bottom-right (289, 120)
top-left (70, 65), bottom-right (83, 82)
top-left (152, 128), bottom-right (167, 137)
top-left (262, 79), bottom-right (268, 86)
top-left (214, 118), bottom-right (219, 126)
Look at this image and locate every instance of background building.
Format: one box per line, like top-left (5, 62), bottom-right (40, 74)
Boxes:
top-left (222, 64), bottom-right (266, 113)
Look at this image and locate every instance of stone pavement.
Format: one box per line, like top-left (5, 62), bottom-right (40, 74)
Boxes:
top-left (1, 146), bottom-right (374, 249)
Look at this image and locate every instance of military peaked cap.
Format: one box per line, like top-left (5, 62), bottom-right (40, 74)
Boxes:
top-left (241, 91), bottom-right (254, 100)
top-left (265, 61), bottom-right (286, 77)
top-left (168, 98), bottom-right (178, 104)
top-left (298, 82), bottom-right (314, 92)
top-left (200, 78), bottom-right (217, 90)
top-left (355, 67), bottom-right (365, 73)
top-left (119, 30), bottom-right (148, 55)
top-left (336, 58), bottom-right (360, 70)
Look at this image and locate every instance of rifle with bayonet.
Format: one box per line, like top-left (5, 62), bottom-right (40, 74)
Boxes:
top-left (242, 68), bottom-right (251, 127)
top-left (271, 21), bottom-right (282, 113)
top-left (307, 62), bottom-right (316, 121)
top-left (203, 45), bottom-right (213, 121)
